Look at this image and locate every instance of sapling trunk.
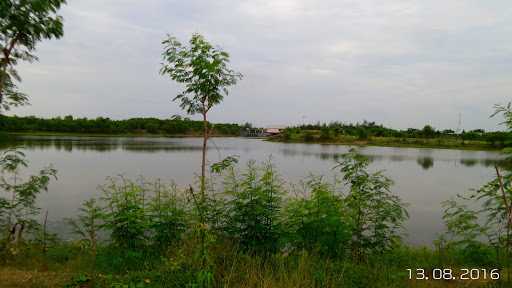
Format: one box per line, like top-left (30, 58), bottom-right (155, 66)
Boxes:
top-left (199, 108), bottom-right (209, 271)
top-left (41, 210), bottom-right (49, 271)
top-left (160, 34), bottom-right (241, 285)
top-left (495, 166), bottom-right (512, 281)
top-left (201, 111), bottom-right (208, 200)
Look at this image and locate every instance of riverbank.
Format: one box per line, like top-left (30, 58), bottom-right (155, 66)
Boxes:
top-left (0, 146), bottom-right (509, 287)
top-left (271, 134), bottom-right (502, 151)
top-left (0, 115), bottom-right (242, 137)
top-left (0, 242), bottom-right (507, 288)
top-left (3, 131), bottom-right (502, 151)
top-left (2, 131), bottom-right (240, 138)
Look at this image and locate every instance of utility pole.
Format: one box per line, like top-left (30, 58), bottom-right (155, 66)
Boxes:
top-left (456, 113), bottom-right (462, 134)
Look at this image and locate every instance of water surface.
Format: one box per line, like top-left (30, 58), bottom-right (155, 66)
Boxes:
top-left (2, 135), bottom-right (504, 245)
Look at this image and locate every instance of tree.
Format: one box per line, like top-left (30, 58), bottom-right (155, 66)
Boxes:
top-left (440, 103), bottom-right (512, 277)
top-left (0, 0), bottom-right (66, 113)
top-left (335, 149), bottom-right (408, 262)
top-left (0, 148), bottom-right (56, 251)
top-left (421, 125), bottom-right (436, 138)
top-left (160, 33), bottom-right (242, 199)
top-left (160, 34), bottom-right (241, 284)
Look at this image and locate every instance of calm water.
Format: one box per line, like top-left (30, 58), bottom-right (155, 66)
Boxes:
top-left (1, 135), bottom-right (505, 245)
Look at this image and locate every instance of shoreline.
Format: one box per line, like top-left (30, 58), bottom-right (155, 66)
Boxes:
top-left (1, 131), bottom-right (241, 138)
top-left (267, 137), bottom-right (504, 152)
top-left (1, 131), bottom-right (506, 152)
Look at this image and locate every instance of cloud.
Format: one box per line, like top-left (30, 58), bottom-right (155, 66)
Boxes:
top-left (11, 0), bottom-right (512, 130)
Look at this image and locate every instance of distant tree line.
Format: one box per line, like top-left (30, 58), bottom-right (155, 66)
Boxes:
top-left (281, 121), bottom-right (512, 147)
top-left (0, 115), bottom-right (241, 136)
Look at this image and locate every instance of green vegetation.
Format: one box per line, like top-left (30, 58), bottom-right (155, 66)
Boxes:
top-left (160, 32), bottom-right (243, 286)
top-left (0, 115), bottom-right (241, 136)
top-left (0, 0), bottom-right (66, 113)
top-left (0, 152), bottom-right (510, 287)
top-left (0, 148), bottom-right (57, 253)
top-left (276, 121), bottom-right (512, 150)
top-left (437, 103), bottom-right (512, 282)
top-left (0, 2), bottom-right (510, 286)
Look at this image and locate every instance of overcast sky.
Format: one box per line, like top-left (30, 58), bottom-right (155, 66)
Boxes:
top-left (11, 0), bottom-right (512, 130)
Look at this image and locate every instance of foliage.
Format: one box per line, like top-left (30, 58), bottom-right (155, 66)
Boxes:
top-left (147, 180), bottom-right (187, 249)
top-left (160, 32), bottom-right (242, 195)
top-left (66, 177), bottom-right (189, 267)
top-left (160, 33), bottom-right (242, 117)
top-left (222, 160), bottom-right (283, 253)
top-left (277, 121), bottom-right (512, 148)
top-left (64, 273), bottom-right (91, 288)
top-left (0, 0), bottom-right (66, 112)
top-left (439, 169), bottom-right (512, 271)
top-left (210, 156), bottom-right (239, 174)
top-left (161, 33), bottom-right (242, 286)
top-left (421, 125), bottom-right (436, 138)
top-left (66, 198), bottom-right (102, 257)
top-left (100, 177), bottom-right (150, 251)
top-left (439, 103), bottom-right (512, 275)
top-left (303, 130), bottom-right (316, 142)
top-left (0, 114), bottom-right (242, 136)
top-left (440, 198), bottom-right (486, 248)
top-left (0, 75), bottom-right (27, 113)
top-left (319, 127), bottom-right (335, 141)
top-left (2, 160), bottom-right (511, 287)
top-left (1, 239), bottom-right (507, 287)
top-left (283, 176), bottom-right (350, 257)
top-left (0, 148), bottom-right (56, 251)
top-left (336, 149), bottom-right (408, 261)
top-left (492, 103), bottom-right (512, 131)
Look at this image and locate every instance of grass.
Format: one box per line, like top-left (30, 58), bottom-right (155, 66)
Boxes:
top-left (0, 242), bottom-right (509, 288)
top-left (272, 132), bottom-right (501, 151)
top-left (0, 267), bottom-right (72, 288)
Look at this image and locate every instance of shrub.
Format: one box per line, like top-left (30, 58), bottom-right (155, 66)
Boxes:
top-left (223, 160), bottom-right (284, 253)
top-left (336, 150), bottom-right (408, 261)
top-left (101, 177), bottom-right (149, 251)
top-left (147, 181), bottom-right (187, 249)
top-left (283, 176), bottom-right (350, 257)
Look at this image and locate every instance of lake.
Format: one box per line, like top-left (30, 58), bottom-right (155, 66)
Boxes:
top-left (1, 135), bottom-right (505, 245)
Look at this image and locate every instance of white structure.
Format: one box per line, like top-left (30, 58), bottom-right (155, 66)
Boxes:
top-left (264, 128), bottom-right (282, 135)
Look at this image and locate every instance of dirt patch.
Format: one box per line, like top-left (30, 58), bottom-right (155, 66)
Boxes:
top-left (0, 267), bottom-right (71, 288)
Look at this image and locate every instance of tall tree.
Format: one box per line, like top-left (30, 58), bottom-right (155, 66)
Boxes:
top-left (160, 33), bottom-right (242, 199)
top-left (0, 0), bottom-right (66, 113)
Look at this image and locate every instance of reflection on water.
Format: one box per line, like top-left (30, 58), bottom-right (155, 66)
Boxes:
top-left (6, 136), bottom-right (506, 170)
top-left (0, 135), bottom-right (506, 245)
top-left (2, 136), bottom-right (234, 153)
top-left (417, 157), bottom-right (434, 170)
top-left (279, 146), bottom-right (505, 169)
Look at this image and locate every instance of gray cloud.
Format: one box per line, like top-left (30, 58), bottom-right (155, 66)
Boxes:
top-left (11, 0), bottom-right (512, 130)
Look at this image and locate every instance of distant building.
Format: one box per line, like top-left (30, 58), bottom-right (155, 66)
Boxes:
top-left (264, 128), bottom-right (282, 136)
top-left (242, 127), bottom-right (264, 137)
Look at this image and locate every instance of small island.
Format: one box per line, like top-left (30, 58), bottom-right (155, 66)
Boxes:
top-left (268, 122), bottom-right (511, 151)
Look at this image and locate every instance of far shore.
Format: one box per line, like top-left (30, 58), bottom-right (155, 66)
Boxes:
top-left (1, 131), bottom-right (241, 138)
top-left (268, 135), bottom-right (505, 152)
top-left (0, 131), bottom-right (505, 152)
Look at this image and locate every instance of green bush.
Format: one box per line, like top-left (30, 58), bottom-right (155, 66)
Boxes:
top-left (147, 181), bottom-right (187, 249)
top-left (101, 178), bottom-right (149, 251)
top-left (336, 150), bottom-right (408, 261)
top-left (283, 176), bottom-right (350, 257)
top-left (223, 161), bottom-right (284, 254)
